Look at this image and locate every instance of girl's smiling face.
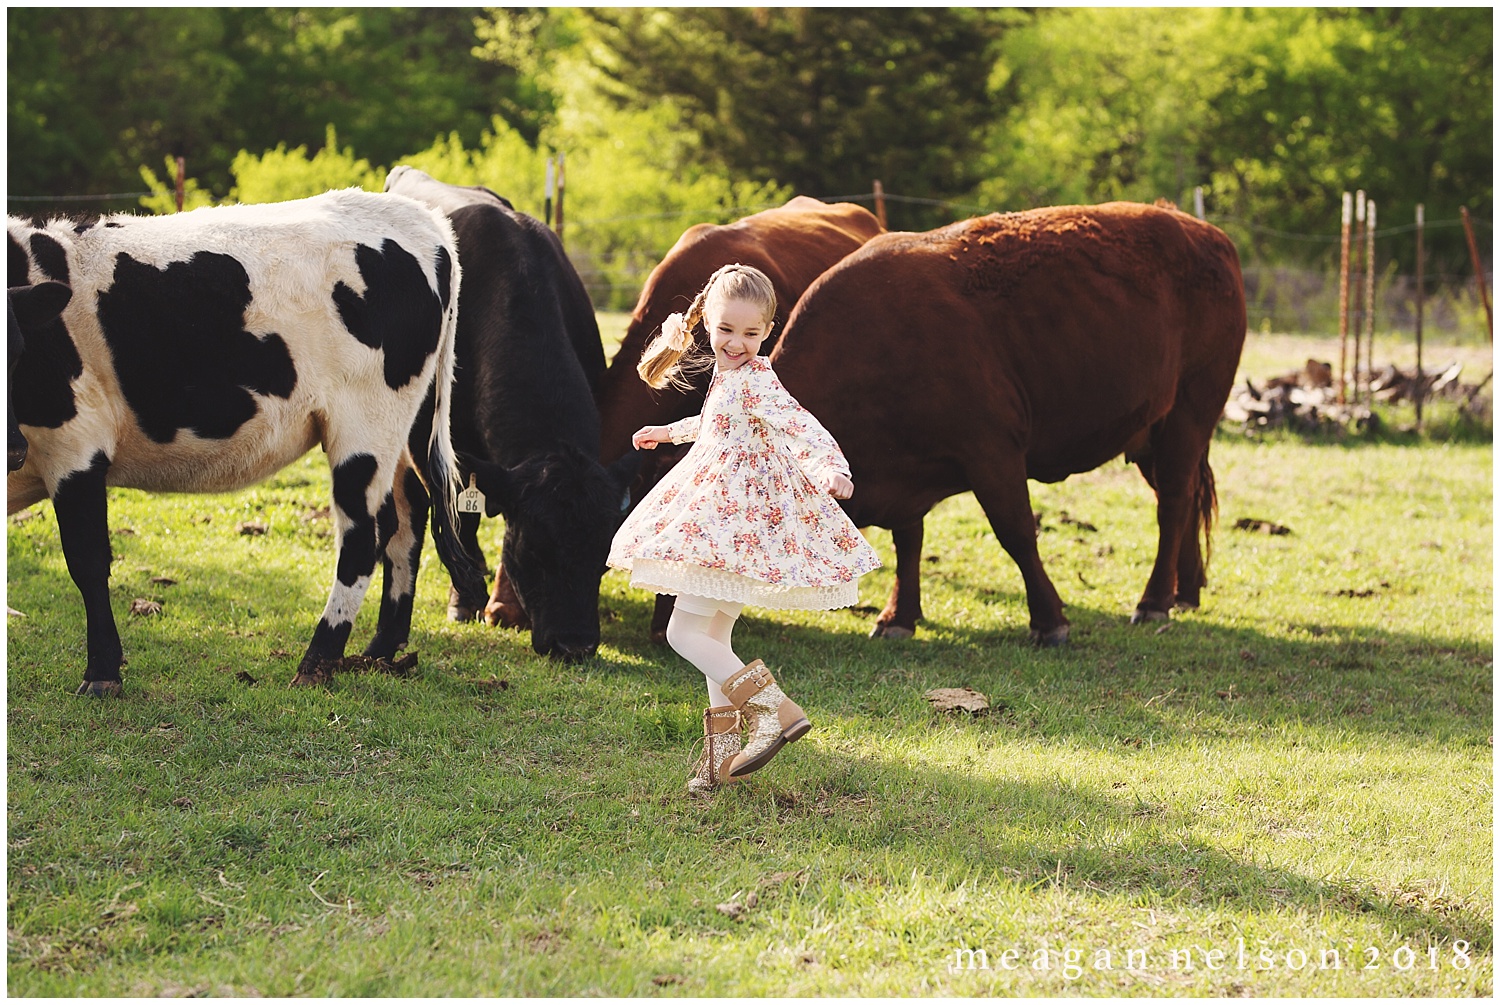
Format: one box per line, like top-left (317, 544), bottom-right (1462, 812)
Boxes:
top-left (705, 295), bottom-right (772, 371)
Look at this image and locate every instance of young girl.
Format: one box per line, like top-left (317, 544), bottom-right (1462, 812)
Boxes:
top-left (607, 263), bottom-right (881, 793)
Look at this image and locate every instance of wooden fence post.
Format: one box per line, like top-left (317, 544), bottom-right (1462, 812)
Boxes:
top-left (1193, 186), bottom-right (1205, 220)
top-left (1460, 206), bottom-right (1492, 341)
top-left (544, 157), bottom-right (555, 228)
top-left (175, 156), bottom-right (186, 213)
top-left (1337, 192), bottom-right (1352, 404)
top-left (1363, 199), bottom-right (1376, 406)
top-left (873, 180), bottom-right (887, 230)
top-left (1415, 204), bottom-right (1425, 429)
top-left (555, 151), bottom-right (565, 249)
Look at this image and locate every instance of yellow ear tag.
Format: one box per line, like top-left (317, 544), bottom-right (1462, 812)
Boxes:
top-left (457, 474), bottom-right (485, 514)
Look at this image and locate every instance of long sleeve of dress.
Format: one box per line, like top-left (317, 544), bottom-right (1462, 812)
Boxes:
top-left (665, 413), bottom-right (701, 444)
top-left (747, 369), bottom-right (851, 482)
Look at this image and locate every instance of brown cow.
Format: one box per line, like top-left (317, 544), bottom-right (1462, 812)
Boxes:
top-left (771, 201), bottom-right (1247, 643)
top-left (597, 195), bottom-right (885, 463)
top-left (493, 195), bottom-right (883, 638)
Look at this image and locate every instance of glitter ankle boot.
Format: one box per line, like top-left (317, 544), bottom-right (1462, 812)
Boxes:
top-left (721, 660), bottom-right (811, 779)
top-left (686, 705), bottom-right (741, 795)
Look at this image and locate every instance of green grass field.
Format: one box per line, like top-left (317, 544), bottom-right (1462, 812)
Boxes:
top-left (5, 330), bottom-right (1491, 996)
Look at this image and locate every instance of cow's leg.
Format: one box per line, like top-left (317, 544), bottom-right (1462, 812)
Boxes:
top-left (447, 509), bottom-right (485, 622)
top-left (872, 517), bottom-right (925, 639)
top-left (293, 452), bottom-right (385, 686)
top-left (484, 558), bottom-right (532, 629)
top-left (52, 452), bottom-right (125, 696)
top-left (364, 457), bottom-right (429, 660)
top-left (968, 461), bottom-right (1069, 646)
top-left (1173, 487), bottom-right (1206, 612)
top-left (649, 593), bottom-right (673, 644)
top-left (1133, 408), bottom-right (1215, 624)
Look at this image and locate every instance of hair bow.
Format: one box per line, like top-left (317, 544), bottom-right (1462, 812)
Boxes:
top-left (661, 312), bottom-right (693, 351)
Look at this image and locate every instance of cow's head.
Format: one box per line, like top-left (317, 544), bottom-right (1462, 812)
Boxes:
top-left (469, 446), bottom-right (643, 662)
top-left (8, 282), bottom-right (73, 471)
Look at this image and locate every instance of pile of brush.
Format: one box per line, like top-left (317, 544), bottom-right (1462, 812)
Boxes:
top-left (1222, 358), bottom-right (1490, 433)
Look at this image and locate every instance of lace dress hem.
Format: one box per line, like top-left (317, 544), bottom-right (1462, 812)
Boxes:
top-left (626, 558), bottom-right (861, 611)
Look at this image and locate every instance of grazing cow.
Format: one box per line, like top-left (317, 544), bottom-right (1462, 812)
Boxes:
top-left (7, 189), bottom-right (485, 694)
top-left (771, 201), bottom-right (1247, 643)
top-left (383, 166), bottom-right (638, 661)
top-left (595, 195), bottom-right (884, 639)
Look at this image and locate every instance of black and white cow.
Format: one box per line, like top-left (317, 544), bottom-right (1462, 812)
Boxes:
top-left (7, 189), bottom-right (487, 695)
top-left (384, 166), bottom-right (639, 662)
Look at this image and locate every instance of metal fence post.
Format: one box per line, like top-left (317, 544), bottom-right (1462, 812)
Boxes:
top-left (1461, 206), bottom-right (1492, 341)
top-left (1337, 192), bottom-right (1352, 404)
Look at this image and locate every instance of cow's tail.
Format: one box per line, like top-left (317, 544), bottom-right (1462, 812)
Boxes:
top-left (424, 245), bottom-right (489, 609)
top-left (1195, 449), bottom-right (1219, 575)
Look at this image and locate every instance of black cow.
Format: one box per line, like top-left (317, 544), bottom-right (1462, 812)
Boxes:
top-left (384, 166), bottom-right (638, 662)
top-left (7, 189), bottom-right (485, 695)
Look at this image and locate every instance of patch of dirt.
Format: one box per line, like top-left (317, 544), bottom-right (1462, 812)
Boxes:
top-left (336, 652), bottom-right (419, 677)
top-left (1233, 518), bottom-right (1292, 535)
top-left (924, 686), bottom-right (992, 715)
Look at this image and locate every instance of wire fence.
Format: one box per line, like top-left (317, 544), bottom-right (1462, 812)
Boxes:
top-left (10, 186), bottom-right (1491, 341)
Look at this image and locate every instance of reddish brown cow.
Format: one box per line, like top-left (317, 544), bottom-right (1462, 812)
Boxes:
top-left (597, 195), bottom-right (885, 463)
top-left (771, 201), bottom-right (1247, 643)
top-left (487, 195), bottom-right (883, 636)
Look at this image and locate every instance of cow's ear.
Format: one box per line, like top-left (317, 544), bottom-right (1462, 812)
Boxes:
top-left (606, 449), bottom-right (646, 512)
top-left (12, 281), bottom-right (72, 328)
top-left (461, 456), bottom-right (514, 518)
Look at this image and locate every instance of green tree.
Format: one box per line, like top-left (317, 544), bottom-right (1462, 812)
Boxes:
top-left (978, 8), bottom-right (1490, 270)
top-left (559, 7), bottom-right (1013, 229)
top-left (8, 8), bottom-right (526, 212)
top-left (216, 8), bottom-right (518, 177)
top-left (7, 8), bottom-right (237, 211)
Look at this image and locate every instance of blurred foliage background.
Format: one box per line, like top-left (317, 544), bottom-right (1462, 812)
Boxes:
top-left (7, 7), bottom-right (1491, 326)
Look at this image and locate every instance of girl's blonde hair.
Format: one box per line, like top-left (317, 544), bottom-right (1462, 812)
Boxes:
top-left (637, 263), bottom-right (777, 390)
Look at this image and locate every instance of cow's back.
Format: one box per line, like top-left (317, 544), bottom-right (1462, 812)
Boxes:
top-left (443, 200), bottom-right (603, 463)
top-left (597, 197), bottom-right (884, 462)
top-left (775, 202), bottom-right (1245, 519)
top-left (7, 189), bottom-right (459, 494)
top-left (386, 166), bottom-right (606, 400)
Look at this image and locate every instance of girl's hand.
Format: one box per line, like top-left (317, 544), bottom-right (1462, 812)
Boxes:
top-left (632, 425), bottom-right (672, 450)
top-left (824, 472), bottom-right (854, 500)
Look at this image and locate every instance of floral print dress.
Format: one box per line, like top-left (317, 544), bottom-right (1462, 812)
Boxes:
top-left (608, 356), bottom-right (881, 610)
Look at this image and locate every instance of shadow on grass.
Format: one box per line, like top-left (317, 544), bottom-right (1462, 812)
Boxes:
top-left (722, 743), bottom-right (1493, 955)
top-left (591, 580), bottom-right (1490, 742)
top-left (8, 518), bottom-right (1489, 975)
top-left (8, 517), bottom-right (1489, 747)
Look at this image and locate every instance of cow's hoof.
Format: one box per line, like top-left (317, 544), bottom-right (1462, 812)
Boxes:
top-left (1029, 625), bottom-right (1070, 647)
top-left (649, 628), bottom-right (669, 646)
top-left (447, 604), bottom-right (480, 623)
top-left (1172, 599), bottom-right (1200, 613)
top-left (290, 666), bottom-right (336, 688)
top-left (483, 602), bottom-right (530, 630)
top-left (75, 680), bottom-right (122, 698)
top-left (1130, 607), bottom-right (1171, 625)
top-left (870, 622), bottom-right (915, 640)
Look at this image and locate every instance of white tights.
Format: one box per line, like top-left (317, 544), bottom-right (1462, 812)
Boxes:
top-left (665, 593), bottom-right (746, 706)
